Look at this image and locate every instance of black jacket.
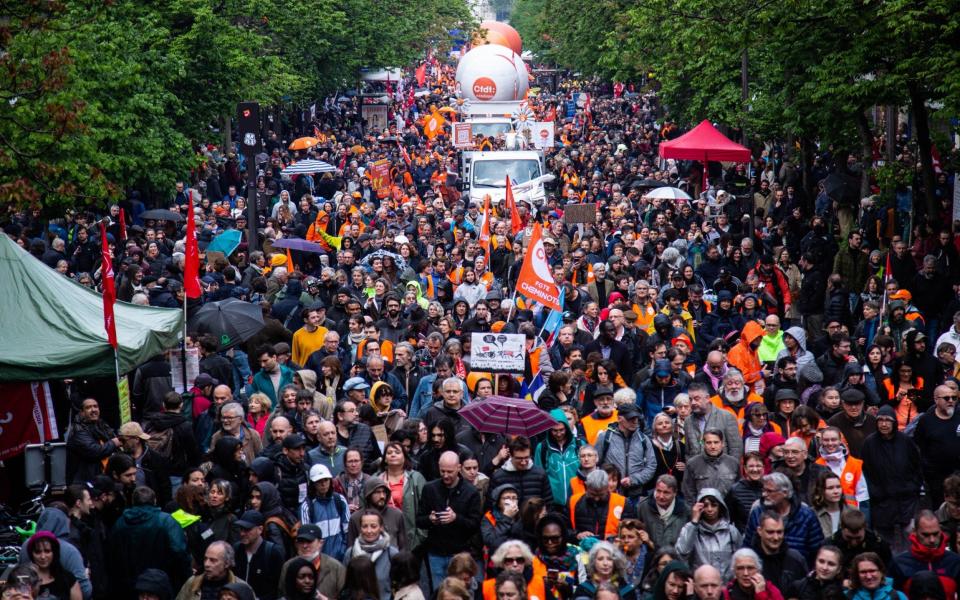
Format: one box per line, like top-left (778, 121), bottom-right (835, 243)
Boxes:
top-left (584, 338), bottom-right (634, 382)
top-left (199, 354), bottom-right (235, 392)
top-left (860, 431), bottom-right (922, 503)
top-left (796, 267), bottom-right (826, 315)
top-left (131, 356), bottom-right (173, 417)
top-left (415, 476), bottom-right (482, 556)
top-left (725, 478), bottom-right (762, 532)
top-left (233, 539), bottom-right (285, 600)
top-left (751, 538), bottom-right (808, 593)
top-left (142, 410), bottom-right (202, 474)
top-left (456, 429), bottom-right (506, 477)
top-left (785, 575), bottom-right (845, 600)
top-left (66, 417), bottom-right (118, 483)
top-left (137, 447), bottom-right (173, 507)
top-left (487, 463), bottom-right (554, 507)
top-left (274, 455), bottom-right (309, 514)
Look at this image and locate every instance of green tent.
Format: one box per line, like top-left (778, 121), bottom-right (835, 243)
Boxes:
top-left (0, 234), bottom-right (183, 380)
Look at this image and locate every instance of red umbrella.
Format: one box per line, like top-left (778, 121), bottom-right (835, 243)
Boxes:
top-left (459, 396), bottom-right (557, 437)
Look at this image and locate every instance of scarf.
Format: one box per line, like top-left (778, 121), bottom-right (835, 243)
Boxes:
top-left (819, 448), bottom-right (846, 473)
top-left (908, 532), bottom-right (947, 562)
top-left (351, 531), bottom-right (391, 563)
top-left (654, 435), bottom-right (674, 451)
top-left (656, 498), bottom-right (675, 522)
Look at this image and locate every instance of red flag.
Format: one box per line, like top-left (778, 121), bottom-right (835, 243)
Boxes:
top-left (99, 221), bottom-right (118, 349)
top-left (184, 191), bottom-right (202, 299)
top-left (415, 63), bottom-right (427, 87)
top-left (516, 222), bottom-right (562, 312)
top-left (505, 175), bottom-right (523, 235)
top-left (286, 248), bottom-right (295, 273)
top-left (0, 382), bottom-right (59, 459)
top-left (479, 194), bottom-right (492, 257)
top-left (118, 208), bottom-right (127, 241)
top-left (398, 141), bottom-right (412, 166)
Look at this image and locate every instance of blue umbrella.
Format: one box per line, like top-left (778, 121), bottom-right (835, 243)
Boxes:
top-left (205, 229), bottom-right (242, 256)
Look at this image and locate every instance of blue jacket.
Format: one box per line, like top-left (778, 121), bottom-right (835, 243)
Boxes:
top-left (639, 377), bottom-right (684, 429)
top-left (300, 491), bottom-right (350, 562)
top-left (743, 495), bottom-right (824, 564)
top-left (251, 364), bottom-right (295, 406)
top-left (410, 374), bottom-right (470, 418)
top-left (845, 578), bottom-right (906, 600)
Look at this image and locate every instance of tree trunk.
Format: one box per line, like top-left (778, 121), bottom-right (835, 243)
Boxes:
top-left (800, 136), bottom-right (816, 209)
top-left (907, 83), bottom-right (937, 218)
top-left (222, 113), bottom-right (232, 155)
top-left (855, 110), bottom-right (874, 199)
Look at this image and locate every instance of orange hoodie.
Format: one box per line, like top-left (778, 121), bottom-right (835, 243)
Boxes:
top-left (727, 320), bottom-right (765, 389)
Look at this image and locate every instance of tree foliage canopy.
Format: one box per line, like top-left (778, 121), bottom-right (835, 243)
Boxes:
top-left (0, 0), bottom-right (473, 209)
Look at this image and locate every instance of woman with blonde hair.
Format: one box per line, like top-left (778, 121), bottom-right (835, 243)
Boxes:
top-left (246, 392), bottom-right (272, 436)
top-left (436, 577), bottom-right (473, 600)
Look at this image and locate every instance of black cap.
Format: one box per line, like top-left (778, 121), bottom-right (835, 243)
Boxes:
top-left (282, 434), bottom-right (307, 450)
top-left (234, 510), bottom-right (264, 529)
top-left (775, 389), bottom-right (799, 403)
top-left (840, 389), bottom-right (866, 404)
top-left (296, 523), bottom-right (322, 541)
top-left (593, 385), bottom-right (615, 398)
top-left (618, 404), bottom-right (642, 419)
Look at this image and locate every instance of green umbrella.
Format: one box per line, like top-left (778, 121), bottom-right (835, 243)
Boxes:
top-left (205, 229), bottom-right (242, 256)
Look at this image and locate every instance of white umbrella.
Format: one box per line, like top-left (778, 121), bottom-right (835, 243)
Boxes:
top-left (644, 186), bottom-right (692, 201)
top-left (281, 159), bottom-right (336, 176)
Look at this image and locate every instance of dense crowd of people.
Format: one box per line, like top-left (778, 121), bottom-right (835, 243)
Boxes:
top-left (1, 60), bottom-right (960, 600)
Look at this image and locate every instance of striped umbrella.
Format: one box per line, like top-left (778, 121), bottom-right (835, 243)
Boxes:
top-left (459, 395), bottom-right (557, 437)
top-left (281, 159), bottom-right (336, 176)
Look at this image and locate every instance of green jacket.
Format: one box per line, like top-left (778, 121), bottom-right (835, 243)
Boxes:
top-left (535, 408), bottom-right (582, 506)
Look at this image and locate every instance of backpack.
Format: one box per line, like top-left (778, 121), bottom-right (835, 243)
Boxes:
top-left (597, 425), bottom-right (650, 467)
top-left (146, 427), bottom-right (175, 460)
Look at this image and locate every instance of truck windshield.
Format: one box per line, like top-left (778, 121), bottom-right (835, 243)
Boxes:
top-left (472, 159), bottom-right (541, 188)
top-left (470, 122), bottom-right (512, 138)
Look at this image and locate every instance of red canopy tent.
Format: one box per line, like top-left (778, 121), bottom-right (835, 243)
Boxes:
top-left (659, 120), bottom-right (751, 191)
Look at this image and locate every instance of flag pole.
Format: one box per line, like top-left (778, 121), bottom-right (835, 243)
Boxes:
top-left (181, 286), bottom-right (188, 393)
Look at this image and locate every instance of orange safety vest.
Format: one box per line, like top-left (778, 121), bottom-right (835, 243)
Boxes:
top-left (815, 456), bottom-right (864, 507)
top-left (709, 393), bottom-right (763, 427)
top-left (482, 558), bottom-right (548, 600)
top-left (581, 411), bottom-right (618, 445)
top-left (882, 378), bottom-right (924, 430)
top-left (568, 492), bottom-right (626, 539)
top-left (569, 475), bottom-right (585, 498)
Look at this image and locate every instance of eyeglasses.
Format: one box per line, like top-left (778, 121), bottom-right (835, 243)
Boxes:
top-left (502, 557), bottom-right (525, 565)
top-left (541, 535), bottom-right (563, 542)
top-left (936, 395), bottom-right (958, 401)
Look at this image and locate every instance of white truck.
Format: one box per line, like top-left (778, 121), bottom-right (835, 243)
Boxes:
top-left (461, 150), bottom-right (552, 207)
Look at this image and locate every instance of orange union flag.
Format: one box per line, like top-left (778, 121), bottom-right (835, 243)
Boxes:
top-left (516, 222), bottom-right (562, 312)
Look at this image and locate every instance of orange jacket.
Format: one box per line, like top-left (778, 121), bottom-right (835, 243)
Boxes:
top-left (569, 492), bottom-right (626, 539)
top-left (727, 321), bottom-right (765, 389)
top-left (710, 392), bottom-right (764, 426)
top-left (482, 556), bottom-right (548, 600)
top-left (581, 411), bottom-right (618, 445)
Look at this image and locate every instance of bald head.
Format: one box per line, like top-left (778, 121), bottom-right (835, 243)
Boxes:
top-left (693, 565), bottom-right (723, 600)
top-left (212, 385), bottom-right (232, 405)
top-left (270, 416), bottom-right (292, 442)
top-left (438, 450), bottom-right (460, 486)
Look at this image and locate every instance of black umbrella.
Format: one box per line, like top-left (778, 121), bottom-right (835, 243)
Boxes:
top-left (632, 178), bottom-right (667, 189)
top-left (821, 172), bottom-right (859, 203)
top-left (140, 209), bottom-right (185, 222)
top-left (188, 298), bottom-right (265, 351)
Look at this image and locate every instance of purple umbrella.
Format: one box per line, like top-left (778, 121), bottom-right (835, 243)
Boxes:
top-left (459, 395), bottom-right (557, 437)
top-left (269, 238), bottom-right (327, 253)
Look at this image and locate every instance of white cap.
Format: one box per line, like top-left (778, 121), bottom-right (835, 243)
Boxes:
top-left (309, 464), bottom-right (332, 482)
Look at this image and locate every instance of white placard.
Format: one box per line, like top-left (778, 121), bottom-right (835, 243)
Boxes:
top-left (170, 347), bottom-right (201, 393)
top-left (453, 122), bottom-right (473, 148)
top-left (531, 122), bottom-right (555, 149)
top-left (470, 332), bottom-right (526, 374)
